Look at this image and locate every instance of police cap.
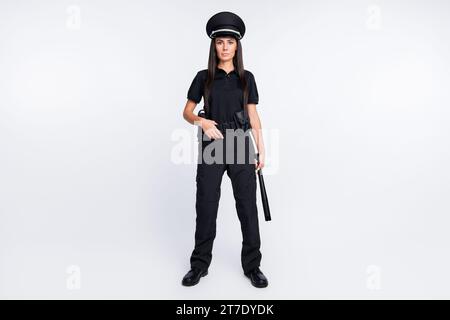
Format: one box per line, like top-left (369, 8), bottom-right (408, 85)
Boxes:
top-left (206, 11), bottom-right (246, 40)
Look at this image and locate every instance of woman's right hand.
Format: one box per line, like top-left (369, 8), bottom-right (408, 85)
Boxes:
top-left (200, 118), bottom-right (224, 140)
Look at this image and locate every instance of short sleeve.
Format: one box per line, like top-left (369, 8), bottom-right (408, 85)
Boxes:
top-left (247, 71), bottom-right (259, 104)
top-left (187, 71), bottom-right (204, 104)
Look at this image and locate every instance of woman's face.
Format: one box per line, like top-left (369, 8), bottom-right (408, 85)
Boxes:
top-left (215, 36), bottom-right (237, 63)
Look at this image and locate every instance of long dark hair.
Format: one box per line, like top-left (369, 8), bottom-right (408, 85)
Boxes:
top-left (203, 36), bottom-right (249, 118)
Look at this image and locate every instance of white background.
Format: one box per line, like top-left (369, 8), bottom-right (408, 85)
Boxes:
top-left (1, 0), bottom-right (450, 299)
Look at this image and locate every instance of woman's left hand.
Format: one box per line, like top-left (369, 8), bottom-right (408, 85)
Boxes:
top-left (255, 152), bottom-right (265, 171)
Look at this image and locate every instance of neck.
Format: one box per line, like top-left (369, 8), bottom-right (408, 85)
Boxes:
top-left (217, 61), bottom-right (234, 73)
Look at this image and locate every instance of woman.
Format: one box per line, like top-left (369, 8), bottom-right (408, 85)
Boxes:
top-left (181, 11), bottom-right (268, 288)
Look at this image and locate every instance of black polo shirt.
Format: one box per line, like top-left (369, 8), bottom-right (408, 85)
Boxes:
top-left (187, 67), bottom-right (259, 124)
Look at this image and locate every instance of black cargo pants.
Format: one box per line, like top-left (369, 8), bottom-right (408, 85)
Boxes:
top-left (190, 128), bottom-right (262, 274)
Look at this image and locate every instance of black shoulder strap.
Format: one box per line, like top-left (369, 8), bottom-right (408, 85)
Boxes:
top-left (243, 82), bottom-right (248, 121)
top-left (203, 78), bottom-right (210, 119)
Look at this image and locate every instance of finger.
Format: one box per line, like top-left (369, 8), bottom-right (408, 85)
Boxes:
top-left (208, 129), bottom-right (217, 138)
top-left (211, 130), bottom-right (218, 139)
top-left (208, 131), bottom-right (216, 140)
top-left (214, 129), bottom-right (224, 139)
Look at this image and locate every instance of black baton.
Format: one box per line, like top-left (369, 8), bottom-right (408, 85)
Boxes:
top-left (256, 153), bottom-right (271, 221)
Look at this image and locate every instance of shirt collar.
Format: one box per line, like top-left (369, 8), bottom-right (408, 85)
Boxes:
top-left (215, 66), bottom-right (238, 78)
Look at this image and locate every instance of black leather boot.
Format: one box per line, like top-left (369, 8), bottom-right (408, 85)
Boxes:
top-left (181, 267), bottom-right (208, 286)
top-left (244, 267), bottom-right (268, 288)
